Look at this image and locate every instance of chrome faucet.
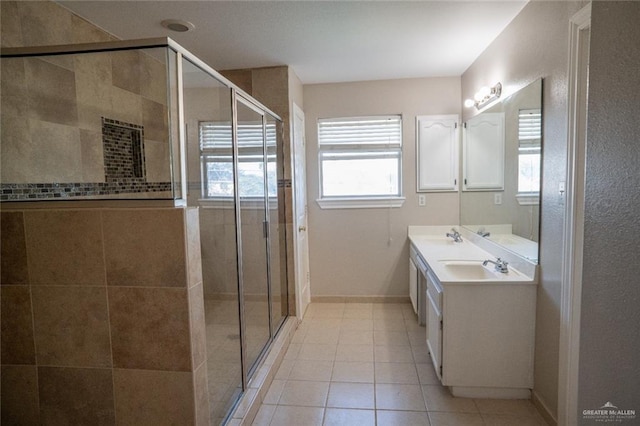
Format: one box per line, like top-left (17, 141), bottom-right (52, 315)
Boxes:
top-left (446, 228), bottom-right (463, 243)
top-left (483, 257), bottom-right (509, 273)
top-left (477, 227), bottom-right (491, 237)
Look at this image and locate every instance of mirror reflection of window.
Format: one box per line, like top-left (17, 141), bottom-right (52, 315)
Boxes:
top-left (517, 109), bottom-right (541, 195)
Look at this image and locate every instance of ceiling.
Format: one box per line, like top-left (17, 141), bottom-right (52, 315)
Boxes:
top-left (57, 1), bottom-right (528, 85)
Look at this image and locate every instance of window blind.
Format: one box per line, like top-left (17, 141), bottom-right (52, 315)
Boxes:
top-left (518, 109), bottom-right (542, 146)
top-left (318, 116), bottom-right (402, 146)
top-left (200, 122), bottom-right (276, 150)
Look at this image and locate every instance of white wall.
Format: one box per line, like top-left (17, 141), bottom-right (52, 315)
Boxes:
top-left (461, 1), bottom-right (586, 421)
top-left (303, 77), bottom-right (460, 298)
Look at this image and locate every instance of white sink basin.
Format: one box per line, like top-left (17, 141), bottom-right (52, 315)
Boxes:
top-left (438, 260), bottom-right (527, 281)
top-left (439, 260), bottom-right (497, 280)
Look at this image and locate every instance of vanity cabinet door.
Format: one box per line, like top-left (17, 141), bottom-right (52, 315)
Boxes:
top-left (409, 257), bottom-right (418, 314)
top-left (463, 112), bottom-right (505, 190)
top-left (426, 271), bottom-right (443, 381)
top-left (416, 115), bottom-right (459, 192)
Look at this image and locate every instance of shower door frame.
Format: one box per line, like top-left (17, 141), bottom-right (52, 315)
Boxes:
top-left (232, 92), bottom-right (278, 389)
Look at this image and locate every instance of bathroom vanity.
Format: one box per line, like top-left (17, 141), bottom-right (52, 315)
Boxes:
top-left (408, 226), bottom-right (537, 399)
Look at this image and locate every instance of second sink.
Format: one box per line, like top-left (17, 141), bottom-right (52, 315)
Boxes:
top-left (439, 260), bottom-right (497, 280)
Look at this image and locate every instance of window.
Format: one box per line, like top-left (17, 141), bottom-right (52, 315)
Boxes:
top-left (517, 108), bottom-right (541, 204)
top-left (317, 115), bottom-right (404, 209)
top-left (199, 121), bottom-right (277, 199)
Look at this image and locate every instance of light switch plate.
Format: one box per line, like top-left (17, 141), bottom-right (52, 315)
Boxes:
top-left (418, 194), bottom-right (426, 206)
top-left (494, 193), bottom-right (502, 205)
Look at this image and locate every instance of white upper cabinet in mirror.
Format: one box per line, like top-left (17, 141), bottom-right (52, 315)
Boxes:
top-left (460, 79), bottom-right (542, 263)
top-left (463, 112), bottom-right (505, 190)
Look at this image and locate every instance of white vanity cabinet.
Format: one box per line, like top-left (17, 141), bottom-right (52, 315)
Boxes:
top-left (426, 270), bottom-right (443, 381)
top-left (408, 227), bottom-right (537, 399)
top-left (433, 278), bottom-right (536, 398)
top-left (416, 115), bottom-right (459, 192)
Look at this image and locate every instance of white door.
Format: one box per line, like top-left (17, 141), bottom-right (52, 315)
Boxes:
top-left (292, 103), bottom-right (310, 319)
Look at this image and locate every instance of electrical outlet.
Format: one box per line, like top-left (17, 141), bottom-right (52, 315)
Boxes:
top-left (494, 193), bottom-right (502, 205)
top-left (418, 194), bottom-right (426, 206)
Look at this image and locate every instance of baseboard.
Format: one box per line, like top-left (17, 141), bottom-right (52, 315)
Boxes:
top-left (310, 295), bottom-right (410, 304)
top-left (532, 389), bottom-right (558, 426)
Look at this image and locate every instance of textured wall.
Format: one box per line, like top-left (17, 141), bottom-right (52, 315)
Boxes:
top-left (578, 1), bottom-right (640, 420)
top-left (461, 1), bottom-right (585, 420)
top-left (303, 77), bottom-right (461, 297)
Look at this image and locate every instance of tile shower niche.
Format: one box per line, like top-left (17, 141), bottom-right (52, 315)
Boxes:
top-left (101, 118), bottom-right (155, 193)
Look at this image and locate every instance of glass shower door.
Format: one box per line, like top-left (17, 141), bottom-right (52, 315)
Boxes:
top-left (235, 96), bottom-right (271, 376)
top-left (181, 58), bottom-right (242, 425)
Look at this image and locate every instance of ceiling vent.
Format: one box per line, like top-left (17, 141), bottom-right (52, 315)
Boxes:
top-left (161, 19), bottom-right (195, 33)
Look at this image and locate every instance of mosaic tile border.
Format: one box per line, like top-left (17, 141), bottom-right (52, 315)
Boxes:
top-left (0, 181), bottom-right (172, 201)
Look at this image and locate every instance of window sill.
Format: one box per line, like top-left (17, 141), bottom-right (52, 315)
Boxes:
top-left (516, 193), bottom-right (540, 206)
top-left (316, 197), bottom-right (406, 210)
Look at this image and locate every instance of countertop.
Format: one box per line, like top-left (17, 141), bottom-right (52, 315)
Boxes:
top-left (408, 226), bottom-right (537, 285)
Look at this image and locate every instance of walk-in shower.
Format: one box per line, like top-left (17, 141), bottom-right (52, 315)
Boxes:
top-left (1, 38), bottom-right (289, 424)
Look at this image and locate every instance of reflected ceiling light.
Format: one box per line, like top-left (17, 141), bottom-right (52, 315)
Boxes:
top-left (161, 19), bottom-right (195, 32)
top-left (464, 82), bottom-right (502, 110)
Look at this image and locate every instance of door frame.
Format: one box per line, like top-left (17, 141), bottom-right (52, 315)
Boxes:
top-left (558, 3), bottom-right (591, 425)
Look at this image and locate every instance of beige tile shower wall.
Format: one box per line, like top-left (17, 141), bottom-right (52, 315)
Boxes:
top-left (0, 1), bottom-right (171, 186)
top-left (199, 207), bottom-right (239, 297)
top-left (183, 85), bottom-right (238, 299)
top-left (0, 207), bottom-right (209, 425)
top-left (303, 77), bottom-right (461, 297)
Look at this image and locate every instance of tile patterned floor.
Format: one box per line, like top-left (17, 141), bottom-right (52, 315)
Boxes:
top-left (252, 302), bottom-right (548, 426)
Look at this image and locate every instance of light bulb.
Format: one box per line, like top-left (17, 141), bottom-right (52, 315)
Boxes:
top-left (464, 99), bottom-right (475, 108)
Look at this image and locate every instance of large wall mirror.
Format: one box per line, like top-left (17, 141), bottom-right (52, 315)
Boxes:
top-left (461, 78), bottom-right (542, 263)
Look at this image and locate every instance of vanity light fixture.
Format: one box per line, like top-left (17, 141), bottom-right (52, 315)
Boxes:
top-left (161, 19), bottom-right (195, 33)
top-left (464, 82), bottom-right (502, 110)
